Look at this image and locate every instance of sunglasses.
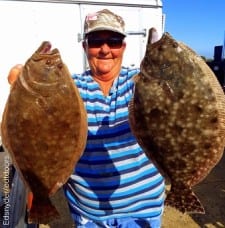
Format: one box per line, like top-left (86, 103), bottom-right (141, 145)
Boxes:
top-left (86, 37), bottom-right (124, 49)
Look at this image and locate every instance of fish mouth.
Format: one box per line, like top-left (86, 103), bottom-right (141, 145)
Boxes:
top-left (149, 27), bottom-right (160, 44)
top-left (36, 41), bottom-right (59, 55)
top-left (147, 28), bottom-right (178, 49)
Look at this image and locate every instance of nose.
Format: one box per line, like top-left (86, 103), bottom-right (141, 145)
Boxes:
top-left (99, 43), bottom-right (111, 54)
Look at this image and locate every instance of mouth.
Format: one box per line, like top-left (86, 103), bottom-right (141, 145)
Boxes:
top-left (97, 57), bottom-right (113, 60)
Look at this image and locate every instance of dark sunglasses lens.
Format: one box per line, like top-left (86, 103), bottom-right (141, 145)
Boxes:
top-left (87, 38), bottom-right (123, 48)
top-left (87, 39), bottom-right (104, 48)
top-left (107, 39), bottom-right (123, 48)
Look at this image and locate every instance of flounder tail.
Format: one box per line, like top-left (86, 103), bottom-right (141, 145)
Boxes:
top-left (165, 186), bottom-right (205, 214)
top-left (27, 196), bottom-right (60, 224)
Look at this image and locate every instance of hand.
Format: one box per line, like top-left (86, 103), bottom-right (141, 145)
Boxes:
top-left (8, 64), bottom-right (23, 85)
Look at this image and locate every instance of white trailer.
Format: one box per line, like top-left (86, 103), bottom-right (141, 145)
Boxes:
top-left (0, 0), bottom-right (164, 119)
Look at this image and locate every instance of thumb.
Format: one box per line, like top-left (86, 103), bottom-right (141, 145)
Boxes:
top-left (8, 64), bottom-right (23, 85)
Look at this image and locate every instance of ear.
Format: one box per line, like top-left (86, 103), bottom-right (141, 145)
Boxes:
top-left (82, 41), bottom-right (87, 51)
top-left (122, 41), bottom-right (126, 50)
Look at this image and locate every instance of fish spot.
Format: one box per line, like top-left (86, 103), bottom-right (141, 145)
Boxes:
top-left (210, 117), bottom-right (218, 123)
top-left (34, 141), bottom-right (49, 151)
top-left (174, 124), bottom-right (183, 134)
top-left (149, 108), bottom-right (163, 119)
top-left (167, 158), bottom-right (187, 170)
top-left (194, 105), bottom-right (203, 113)
top-left (46, 106), bottom-right (58, 115)
top-left (59, 84), bottom-right (70, 95)
top-left (204, 143), bottom-right (212, 149)
top-left (35, 97), bottom-right (47, 108)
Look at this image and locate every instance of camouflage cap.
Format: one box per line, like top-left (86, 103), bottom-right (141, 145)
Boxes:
top-left (84, 9), bottom-right (126, 37)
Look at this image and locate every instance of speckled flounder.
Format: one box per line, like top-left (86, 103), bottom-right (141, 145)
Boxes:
top-left (1, 41), bottom-right (87, 224)
top-left (129, 28), bottom-right (225, 214)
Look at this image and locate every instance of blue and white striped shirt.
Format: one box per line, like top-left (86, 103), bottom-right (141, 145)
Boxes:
top-left (64, 67), bottom-right (165, 222)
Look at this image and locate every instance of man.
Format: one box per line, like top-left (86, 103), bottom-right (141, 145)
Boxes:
top-left (7, 9), bottom-right (165, 228)
top-left (63, 9), bottom-right (165, 228)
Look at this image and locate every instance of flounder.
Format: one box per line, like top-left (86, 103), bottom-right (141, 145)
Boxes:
top-left (1, 41), bottom-right (87, 224)
top-left (129, 28), bottom-right (225, 214)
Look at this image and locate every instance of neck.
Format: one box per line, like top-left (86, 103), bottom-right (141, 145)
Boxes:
top-left (94, 77), bottom-right (114, 96)
top-left (92, 69), bottom-right (120, 96)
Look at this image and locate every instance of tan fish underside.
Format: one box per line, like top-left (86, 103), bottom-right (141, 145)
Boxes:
top-left (1, 41), bottom-right (87, 224)
top-left (129, 28), bottom-right (225, 214)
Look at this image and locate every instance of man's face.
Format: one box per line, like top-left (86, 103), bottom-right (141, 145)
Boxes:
top-left (83, 31), bottom-right (126, 77)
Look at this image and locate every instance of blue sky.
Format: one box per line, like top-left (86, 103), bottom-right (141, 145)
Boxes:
top-left (162, 0), bottom-right (225, 59)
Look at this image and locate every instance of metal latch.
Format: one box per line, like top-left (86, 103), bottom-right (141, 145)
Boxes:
top-left (126, 29), bottom-right (146, 37)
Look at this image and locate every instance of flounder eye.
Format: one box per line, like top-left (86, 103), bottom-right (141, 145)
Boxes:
top-left (46, 59), bottom-right (51, 65)
top-left (57, 63), bottom-right (63, 69)
top-left (173, 42), bottom-right (179, 48)
top-left (158, 44), bottom-right (166, 52)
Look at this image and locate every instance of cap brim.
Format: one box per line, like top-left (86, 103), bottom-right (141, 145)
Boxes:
top-left (85, 27), bottom-right (126, 37)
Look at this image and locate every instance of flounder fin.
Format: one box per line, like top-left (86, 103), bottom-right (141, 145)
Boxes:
top-left (165, 186), bottom-right (205, 214)
top-left (27, 196), bottom-right (60, 224)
